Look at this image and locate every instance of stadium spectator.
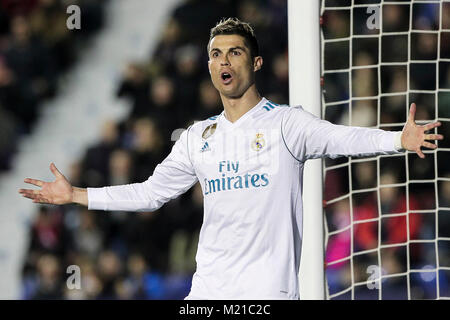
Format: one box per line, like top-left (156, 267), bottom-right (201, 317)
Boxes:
top-left (5, 15), bottom-right (56, 130)
top-left (71, 208), bottom-right (103, 260)
top-left (81, 120), bottom-right (121, 188)
top-left (130, 117), bottom-right (165, 182)
top-left (31, 254), bottom-right (63, 299)
top-left (147, 75), bottom-right (181, 140)
top-left (194, 77), bottom-right (222, 121)
top-left (116, 63), bottom-right (151, 119)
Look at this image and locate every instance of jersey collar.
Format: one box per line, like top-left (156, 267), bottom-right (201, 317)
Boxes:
top-left (219, 97), bottom-right (267, 129)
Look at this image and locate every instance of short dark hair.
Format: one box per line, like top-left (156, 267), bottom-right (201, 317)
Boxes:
top-left (207, 18), bottom-right (259, 58)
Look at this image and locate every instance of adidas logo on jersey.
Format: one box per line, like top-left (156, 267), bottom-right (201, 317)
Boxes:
top-left (200, 141), bottom-right (211, 153)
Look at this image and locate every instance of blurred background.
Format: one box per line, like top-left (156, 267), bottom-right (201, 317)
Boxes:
top-left (0, 0), bottom-right (447, 300)
top-left (322, 0), bottom-right (450, 300)
top-left (0, 0), bottom-right (288, 299)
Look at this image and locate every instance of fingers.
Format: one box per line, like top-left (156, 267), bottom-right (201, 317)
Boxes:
top-left (422, 141), bottom-right (437, 149)
top-left (24, 178), bottom-right (44, 187)
top-left (416, 148), bottom-right (425, 159)
top-left (424, 134), bottom-right (444, 141)
top-left (18, 189), bottom-right (50, 203)
top-left (414, 139), bottom-right (439, 159)
top-left (20, 192), bottom-right (37, 201)
top-left (422, 121), bottom-right (441, 132)
top-left (50, 162), bottom-right (64, 179)
top-left (19, 188), bottom-right (38, 199)
top-left (408, 103), bottom-right (416, 123)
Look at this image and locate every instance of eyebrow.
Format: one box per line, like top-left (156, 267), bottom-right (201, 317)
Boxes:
top-left (210, 46), bottom-right (247, 54)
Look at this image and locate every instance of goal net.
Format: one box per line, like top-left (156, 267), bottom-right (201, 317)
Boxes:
top-left (320, 0), bottom-right (450, 299)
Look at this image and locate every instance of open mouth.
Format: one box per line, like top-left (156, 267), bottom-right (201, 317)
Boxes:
top-left (220, 72), bottom-right (233, 84)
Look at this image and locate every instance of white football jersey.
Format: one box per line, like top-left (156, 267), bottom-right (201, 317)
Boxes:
top-left (88, 97), bottom-right (402, 299)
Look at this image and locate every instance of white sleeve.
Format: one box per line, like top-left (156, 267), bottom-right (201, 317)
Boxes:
top-left (281, 106), bottom-right (404, 162)
top-left (87, 127), bottom-right (198, 212)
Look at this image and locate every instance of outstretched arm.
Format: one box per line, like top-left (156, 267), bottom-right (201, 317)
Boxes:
top-left (282, 103), bottom-right (444, 161)
top-left (18, 163), bottom-right (88, 206)
top-left (18, 128), bottom-right (198, 212)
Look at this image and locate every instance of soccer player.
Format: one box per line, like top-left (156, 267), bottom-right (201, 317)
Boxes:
top-left (19, 18), bottom-right (444, 299)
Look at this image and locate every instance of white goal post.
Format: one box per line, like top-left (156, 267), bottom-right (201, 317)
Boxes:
top-left (288, 0), bottom-right (325, 300)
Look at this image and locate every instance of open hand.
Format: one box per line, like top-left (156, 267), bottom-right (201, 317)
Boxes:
top-left (18, 163), bottom-right (73, 204)
top-left (401, 103), bottom-right (444, 159)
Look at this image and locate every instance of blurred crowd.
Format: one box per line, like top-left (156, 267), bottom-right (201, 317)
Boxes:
top-left (0, 0), bottom-right (106, 172)
top-left (19, 0), bottom-right (288, 299)
top-left (322, 1), bottom-right (450, 299)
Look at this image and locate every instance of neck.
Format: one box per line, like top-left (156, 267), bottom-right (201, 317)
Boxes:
top-left (220, 85), bottom-right (262, 123)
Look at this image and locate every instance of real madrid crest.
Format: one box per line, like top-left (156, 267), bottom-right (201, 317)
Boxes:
top-left (202, 123), bottom-right (217, 140)
top-left (251, 133), bottom-right (265, 151)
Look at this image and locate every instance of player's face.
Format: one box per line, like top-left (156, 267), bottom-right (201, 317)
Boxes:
top-left (208, 34), bottom-right (261, 99)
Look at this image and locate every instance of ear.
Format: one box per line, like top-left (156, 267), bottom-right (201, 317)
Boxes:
top-left (208, 59), bottom-right (211, 74)
top-left (253, 56), bottom-right (263, 72)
